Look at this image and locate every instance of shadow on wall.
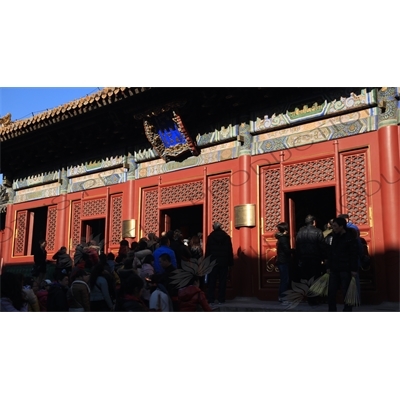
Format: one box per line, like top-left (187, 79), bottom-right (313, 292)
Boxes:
top-left (224, 247), bottom-right (399, 305)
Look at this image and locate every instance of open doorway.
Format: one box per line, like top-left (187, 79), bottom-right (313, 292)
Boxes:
top-left (160, 205), bottom-right (203, 239)
top-left (29, 206), bottom-right (48, 255)
top-left (81, 218), bottom-right (105, 250)
top-left (285, 186), bottom-right (336, 245)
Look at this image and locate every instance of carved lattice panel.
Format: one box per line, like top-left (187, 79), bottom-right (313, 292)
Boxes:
top-left (71, 201), bottom-right (82, 248)
top-left (209, 176), bottom-right (230, 233)
top-left (284, 157), bottom-right (335, 187)
top-left (260, 167), bottom-right (281, 287)
top-left (14, 210), bottom-right (28, 256)
top-left (142, 188), bottom-right (159, 237)
top-left (160, 181), bottom-right (204, 205)
top-left (110, 194), bottom-right (123, 245)
top-left (82, 198), bottom-right (107, 217)
top-left (264, 168), bottom-right (281, 232)
top-left (342, 152), bottom-right (368, 225)
top-left (46, 206), bottom-right (57, 252)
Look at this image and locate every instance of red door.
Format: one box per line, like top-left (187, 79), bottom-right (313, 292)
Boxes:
top-left (82, 221), bottom-right (92, 244)
top-left (288, 197), bottom-right (296, 249)
top-left (164, 213), bottom-right (171, 233)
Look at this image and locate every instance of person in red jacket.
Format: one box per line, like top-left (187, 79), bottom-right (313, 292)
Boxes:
top-left (178, 276), bottom-right (212, 312)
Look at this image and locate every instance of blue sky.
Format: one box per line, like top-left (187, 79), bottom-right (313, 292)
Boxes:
top-left (0, 87), bottom-right (102, 122)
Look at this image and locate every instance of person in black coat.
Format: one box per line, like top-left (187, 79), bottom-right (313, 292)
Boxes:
top-left (275, 222), bottom-right (292, 302)
top-left (117, 258), bottom-right (137, 285)
top-left (33, 239), bottom-right (48, 283)
top-left (167, 230), bottom-right (186, 269)
top-left (115, 274), bottom-right (147, 312)
top-left (53, 246), bottom-right (73, 275)
top-left (47, 270), bottom-right (69, 312)
top-left (205, 222), bottom-right (234, 305)
top-left (326, 217), bottom-right (359, 311)
top-left (295, 215), bottom-right (327, 281)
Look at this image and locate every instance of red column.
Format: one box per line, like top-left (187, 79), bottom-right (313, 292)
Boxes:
top-left (123, 155), bottom-right (137, 244)
top-left (234, 152), bottom-right (253, 297)
top-left (377, 87), bottom-right (400, 302)
top-left (57, 169), bottom-right (70, 252)
top-left (1, 203), bottom-right (14, 267)
top-left (56, 194), bottom-right (69, 251)
top-left (122, 179), bottom-right (136, 245)
top-left (378, 124), bottom-right (400, 301)
top-left (238, 153), bottom-right (252, 255)
top-left (234, 123), bottom-right (256, 296)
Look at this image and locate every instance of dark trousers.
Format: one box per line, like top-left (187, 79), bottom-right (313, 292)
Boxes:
top-left (298, 258), bottom-right (323, 281)
top-left (277, 263), bottom-right (290, 298)
top-left (90, 300), bottom-right (110, 312)
top-left (298, 258), bottom-right (323, 305)
top-left (328, 270), bottom-right (352, 311)
top-left (207, 265), bottom-right (228, 303)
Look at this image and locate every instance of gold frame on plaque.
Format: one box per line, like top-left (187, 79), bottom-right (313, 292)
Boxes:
top-left (234, 204), bottom-right (256, 228)
top-left (122, 219), bottom-right (136, 238)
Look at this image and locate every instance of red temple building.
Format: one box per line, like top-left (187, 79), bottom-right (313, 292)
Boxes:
top-left (1, 87), bottom-right (399, 303)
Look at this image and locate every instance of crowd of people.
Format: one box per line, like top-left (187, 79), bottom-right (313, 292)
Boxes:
top-left (1, 223), bottom-right (234, 312)
top-left (1, 213), bottom-right (367, 312)
top-left (275, 213), bottom-right (370, 311)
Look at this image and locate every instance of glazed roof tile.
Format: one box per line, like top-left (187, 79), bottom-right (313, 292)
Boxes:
top-left (0, 87), bottom-right (149, 140)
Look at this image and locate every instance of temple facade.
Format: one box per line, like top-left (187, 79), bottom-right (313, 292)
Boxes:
top-left (1, 87), bottom-right (399, 303)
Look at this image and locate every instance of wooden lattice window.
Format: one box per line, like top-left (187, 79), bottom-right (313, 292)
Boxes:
top-left (110, 194), bottom-right (123, 245)
top-left (160, 181), bottom-right (204, 205)
top-left (82, 198), bottom-right (107, 217)
top-left (142, 188), bottom-right (159, 237)
top-left (284, 158), bottom-right (335, 187)
top-left (46, 206), bottom-right (57, 252)
top-left (71, 201), bottom-right (82, 248)
top-left (209, 176), bottom-right (231, 233)
top-left (342, 151), bottom-right (368, 225)
top-left (14, 210), bottom-right (28, 256)
top-left (263, 168), bottom-right (281, 232)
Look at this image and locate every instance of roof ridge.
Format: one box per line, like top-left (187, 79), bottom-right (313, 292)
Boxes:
top-left (7, 87), bottom-right (108, 123)
top-left (0, 87), bottom-right (149, 137)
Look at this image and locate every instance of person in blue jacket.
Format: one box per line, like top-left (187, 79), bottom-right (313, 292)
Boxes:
top-left (152, 235), bottom-right (177, 274)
